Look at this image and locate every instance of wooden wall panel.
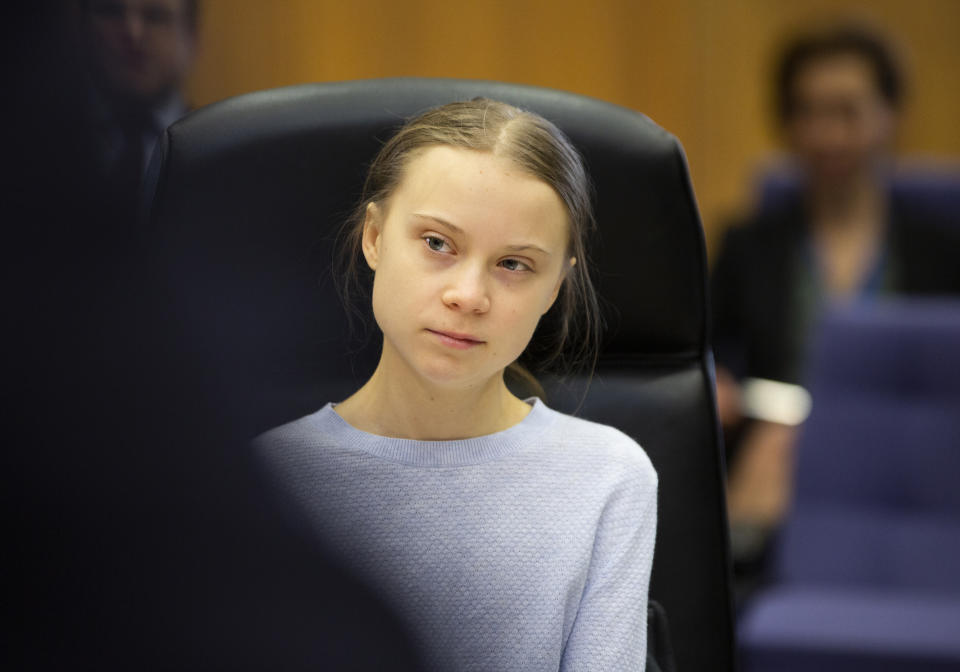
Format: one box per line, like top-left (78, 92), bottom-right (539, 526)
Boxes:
top-left (186, 0), bottom-right (960, 256)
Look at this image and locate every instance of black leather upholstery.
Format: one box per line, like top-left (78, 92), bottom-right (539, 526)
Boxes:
top-left (144, 78), bottom-right (734, 671)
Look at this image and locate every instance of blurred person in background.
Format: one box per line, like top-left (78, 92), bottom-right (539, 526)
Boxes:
top-left (80, 0), bottom-right (198, 219)
top-left (710, 21), bottom-right (960, 605)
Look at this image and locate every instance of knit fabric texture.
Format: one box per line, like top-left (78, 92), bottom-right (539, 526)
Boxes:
top-left (254, 398), bottom-right (658, 671)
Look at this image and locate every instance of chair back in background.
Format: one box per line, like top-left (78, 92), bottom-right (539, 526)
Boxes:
top-left (777, 300), bottom-right (960, 592)
top-left (144, 78), bottom-right (733, 672)
top-left (739, 300), bottom-right (960, 672)
top-left (755, 162), bottom-right (960, 232)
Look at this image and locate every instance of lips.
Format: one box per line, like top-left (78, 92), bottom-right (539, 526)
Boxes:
top-left (426, 329), bottom-right (485, 350)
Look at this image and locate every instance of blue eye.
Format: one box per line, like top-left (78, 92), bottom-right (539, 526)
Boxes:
top-left (499, 258), bottom-right (531, 272)
top-left (424, 236), bottom-right (448, 252)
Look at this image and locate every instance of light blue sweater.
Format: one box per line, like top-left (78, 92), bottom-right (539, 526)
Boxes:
top-left (254, 398), bottom-right (657, 671)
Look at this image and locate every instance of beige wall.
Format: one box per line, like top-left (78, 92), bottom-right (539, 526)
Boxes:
top-left (186, 0), bottom-right (960, 257)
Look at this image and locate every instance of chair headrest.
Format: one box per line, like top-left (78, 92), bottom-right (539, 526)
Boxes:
top-left (147, 78), bottom-right (709, 364)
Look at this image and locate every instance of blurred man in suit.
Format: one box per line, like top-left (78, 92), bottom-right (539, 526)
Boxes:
top-left (80, 0), bottom-right (198, 215)
top-left (5, 6), bottom-right (424, 668)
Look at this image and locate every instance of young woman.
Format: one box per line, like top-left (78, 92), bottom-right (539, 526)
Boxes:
top-left (255, 99), bottom-right (657, 671)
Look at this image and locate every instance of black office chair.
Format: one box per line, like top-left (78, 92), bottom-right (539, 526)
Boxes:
top-left (144, 78), bottom-right (734, 672)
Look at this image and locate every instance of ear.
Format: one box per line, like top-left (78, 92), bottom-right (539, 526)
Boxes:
top-left (361, 202), bottom-right (383, 271)
top-left (542, 256), bottom-right (576, 315)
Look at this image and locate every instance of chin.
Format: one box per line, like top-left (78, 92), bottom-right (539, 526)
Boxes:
top-left (412, 358), bottom-right (502, 391)
top-left (417, 367), bottom-right (487, 390)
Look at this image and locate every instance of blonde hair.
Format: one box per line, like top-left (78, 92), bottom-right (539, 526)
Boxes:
top-left (335, 98), bottom-right (601, 395)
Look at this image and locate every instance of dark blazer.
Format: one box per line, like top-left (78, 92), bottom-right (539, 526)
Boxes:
top-left (711, 196), bottom-right (960, 386)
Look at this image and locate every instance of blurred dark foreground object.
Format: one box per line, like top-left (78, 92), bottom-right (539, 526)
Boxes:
top-left (739, 300), bottom-right (960, 672)
top-left (4, 6), bottom-right (422, 669)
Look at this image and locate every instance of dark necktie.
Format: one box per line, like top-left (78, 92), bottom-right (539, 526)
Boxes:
top-left (110, 110), bottom-right (152, 224)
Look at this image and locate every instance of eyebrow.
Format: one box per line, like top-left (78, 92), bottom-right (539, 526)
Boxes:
top-left (413, 213), bottom-right (464, 235)
top-left (411, 213), bottom-right (553, 256)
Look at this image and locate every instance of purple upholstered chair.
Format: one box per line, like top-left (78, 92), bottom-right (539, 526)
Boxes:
top-left (739, 300), bottom-right (960, 672)
top-left (756, 162), bottom-right (960, 233)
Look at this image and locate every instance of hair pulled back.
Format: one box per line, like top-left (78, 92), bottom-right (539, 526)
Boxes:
top-left (336, 98), bottom-right (601, 390)
top-left (775, 21), bottom-right (904, 124)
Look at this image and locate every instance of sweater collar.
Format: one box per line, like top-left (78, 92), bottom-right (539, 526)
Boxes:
top-left (316, 397), bottom-right (555, 467)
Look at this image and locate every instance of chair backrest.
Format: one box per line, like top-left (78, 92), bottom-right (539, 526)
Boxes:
top-left (144, 78), bottom-right (734, 671)
top-left (776, 300), bottom-right (960, 594)
top-left (755, 162), bottom-right (960, 231)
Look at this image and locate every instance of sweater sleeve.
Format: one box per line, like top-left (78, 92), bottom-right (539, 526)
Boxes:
top-left (559, 453), bottom-right (658, 671)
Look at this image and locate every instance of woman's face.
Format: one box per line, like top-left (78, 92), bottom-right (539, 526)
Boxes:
top-left (786, 53), bottom-right (895, 188)
top-left (362, 145), bottom-right (572, 391)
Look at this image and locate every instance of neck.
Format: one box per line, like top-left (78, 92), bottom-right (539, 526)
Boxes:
top-left (335, 349), bottom-right (532, 440)
top-left (807, 170), bottom-right (886, 232)
top-left (806, 172), bottom-right (890, 298)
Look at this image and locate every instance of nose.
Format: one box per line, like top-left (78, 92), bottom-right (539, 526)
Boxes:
top-left (123, 9), bottom-right (146, 44)
top-left (441, 263), bottom-right (491, 314)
